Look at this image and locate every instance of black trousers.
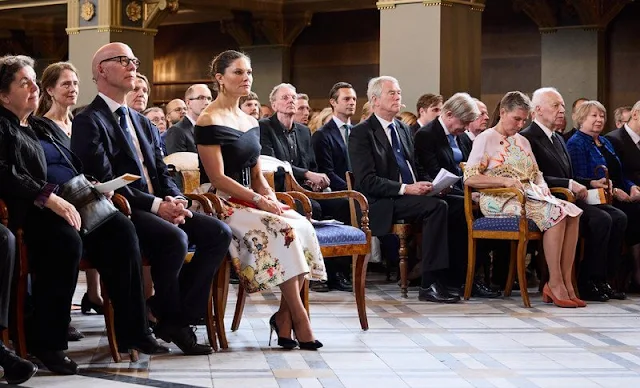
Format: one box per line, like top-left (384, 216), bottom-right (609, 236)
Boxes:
top-left (0, 224), bottom-right (14, 331)
top-left (392, 195), bottom-right (465, 287)
top-left (131, 210), bottom-right (231, 326)
top-left (613, 200), bottom-right (640, 247)
top-left (577, 203), bottom-right (627, 282)
top-left (24, 210), bottom-right (148, 351)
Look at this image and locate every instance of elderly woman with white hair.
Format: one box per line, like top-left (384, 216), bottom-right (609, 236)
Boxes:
top-left (465, 91), bottom-right (582, 308)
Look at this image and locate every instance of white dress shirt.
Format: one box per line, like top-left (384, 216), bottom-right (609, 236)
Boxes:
top-left (374, 114), bottom-right (416, 195)
top-left (98, 93), bottom-right (161, 213)
top-left (465, 130), bottom-right (476, 141)
top-left (624, 123), bottom-right (640, 149)
top-left (333, 116), bottom-right (351, 143)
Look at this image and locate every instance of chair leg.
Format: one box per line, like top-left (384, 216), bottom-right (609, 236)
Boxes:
top-left (398, 234), bottom-right (409, 298)
top-left (504, 241), bottom-right (517, 297)
top-left (353, 254), bottom-right (369, 331)
top-left (516, 240), bottom-right (531, 308)
top-left (213, 258), bottom-right (230, 350)
top-left (100, 282), bottom-right (124, 363)
top-left (231, 286), bottom-right (246, 332)
top-left (13, 230), bottom-right (28, 358)
top-left (206, 280), bottom-right (219, 352)
top-left (463, 237), bottom-right (477, 300)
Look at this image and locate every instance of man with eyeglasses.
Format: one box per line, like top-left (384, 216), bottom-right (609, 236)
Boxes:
top-left (72, 42), bottom-right (232, 356)
top-left (143, 106), bottom-right (168, 156)
top-left (164, 84), bottom-right (212, 155)
top-left (165, 98), bottom-right (187, 127)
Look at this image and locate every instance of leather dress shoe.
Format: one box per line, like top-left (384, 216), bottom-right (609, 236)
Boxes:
top-left (154, 323), bottom-right (213, 356)
top-left (119, 334), bottom-right (170, 354)
top-left (418, 282), bottom-right (460, 304)
top-left (597, 281), bottom-right (626, 300)
top-left (328, 272), bottom-right (353, 292)
top-left (578, 281), bottom-right (609, 302)
top-left (309, 280), bottom-right (329, 293)
top-left (67, 325), bottom-right (84, 341)
top-left (0, 343), bottom-right (37, 384)
top-left (32, 350), bottom-right (78, 375)
top-left (466, 281), bottom-right (501, 298)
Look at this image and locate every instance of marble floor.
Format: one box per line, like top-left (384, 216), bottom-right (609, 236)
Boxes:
top-left (10, 274), bottom-right (640, 388)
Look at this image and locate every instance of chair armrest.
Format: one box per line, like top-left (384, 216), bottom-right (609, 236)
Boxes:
top-left (285, 191), bottom-right (312, 220)
top-left (185, 193), bottom-right (213, 215)
top-left (550, 187), bottom-right (576, 203)
top-left (275, 192), bottom-right (295, 209)
top-left (476, 187), bottom-right (525, 205)
top-left (201, 193), bottom-right (225, 217)
top-left (0, 198), bottom-right (8, 227)
top-left (112, 194), bottom-right (132, 217)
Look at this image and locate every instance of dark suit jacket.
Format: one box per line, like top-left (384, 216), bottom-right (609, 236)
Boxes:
top-left (259, 114), bottom-right (316, 183)
top-left (164, 116), bottom-right (196, 154)
top-left (72, 95), bottom-right (181, 212)
top-left (606, 127), bottom-right (640, 187)
top-left (348, 114), bottom-right (418, 236)
top-left (413, 118), bottom-right (470, 194)
top-left (562, 127), bottom-right (577, 142)
top-left (311, 118), bottom-right (349, 191)
top-left (521, 122), bottom-right (590, 189)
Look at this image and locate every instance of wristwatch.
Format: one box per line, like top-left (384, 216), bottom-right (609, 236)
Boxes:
top-left (252, 194), bottom-right (262, 204)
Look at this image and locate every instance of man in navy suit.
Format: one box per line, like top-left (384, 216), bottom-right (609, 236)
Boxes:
top-left (72, 43), bottom-right (232, 355)
top-left (312, 82), bottom-right (356, 191)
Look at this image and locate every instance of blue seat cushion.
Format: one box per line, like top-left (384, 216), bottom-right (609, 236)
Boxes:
top-left (472, 217), bottom-right (540, 232)
top-left (314, 224), bottom-right (367, 247)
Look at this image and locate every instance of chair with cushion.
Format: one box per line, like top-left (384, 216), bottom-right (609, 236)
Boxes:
top-left (221, 170), bottom-right (372, 332)
top-left (163, 152), bottom-right (200, 194)
top-left (460, 163), bottom-right (575, 307)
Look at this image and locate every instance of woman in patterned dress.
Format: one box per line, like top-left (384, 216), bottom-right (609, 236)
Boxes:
top-left (464, 91), bottom-right (583, 308)
top-left (195, 50), bottom-right (326, 349)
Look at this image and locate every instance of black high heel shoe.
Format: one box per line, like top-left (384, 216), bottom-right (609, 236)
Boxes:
top-left (81, 293), bottom-right (104, 315)
top-left (269, 313), bottom-right (298, 350)
top-left (292, 326), bottom-right (323, 350)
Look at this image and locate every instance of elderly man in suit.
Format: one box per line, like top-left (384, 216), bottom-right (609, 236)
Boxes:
top-left (349, 76), bottom-right (462, 303)
top-left (260, 83), bottom-right (351, 291)
top-left (607, 100), bottom-right (640, 188)
top-left (72, 43), bottom-right (232, 355)
top-left (464, 99), bottom-right (489, 142)
top-left (522, 87), bottom-right (626, 301)
top-left (413, 93), bottom-right (498, 298)
top-left (164, 84), bottom-right (212, 155)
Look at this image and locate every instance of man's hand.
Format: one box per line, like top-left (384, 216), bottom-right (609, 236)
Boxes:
top-left (614, 188), bottom-right (631, 202)
top-left (630, 186), bottom-right (640, 202)
top-left (304, 171), bottom-right (330, 190)
top-left (45, 193), bottom-right (82, 231)
top-left (158, 196), bottom-right (193, 225)
top-left (570, 180), bottom-right (588, 201)
top-left (405, 181), bottom-right (433, 195)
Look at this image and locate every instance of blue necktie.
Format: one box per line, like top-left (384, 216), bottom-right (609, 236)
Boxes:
top-left (115, 106), bottom-right (148, 190)
top-left (447, 134), bottom-right (463, 163)
top-left (388, 123), bottom-right (414, 184)
top-left (343, 124), bottom-right (352, 170)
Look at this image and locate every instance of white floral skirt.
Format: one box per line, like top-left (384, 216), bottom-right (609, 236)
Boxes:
top-left (217, 200), bottom-right (326, 293)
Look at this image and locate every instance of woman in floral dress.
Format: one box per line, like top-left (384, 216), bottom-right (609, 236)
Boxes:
top-left (464, 91), bottom-right (582, 308)
top-left (195, 50), bottom-right (326, 349)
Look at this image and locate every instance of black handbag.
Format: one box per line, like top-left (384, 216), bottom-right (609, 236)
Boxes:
top-left (48, 134), bottom-right (118, 235)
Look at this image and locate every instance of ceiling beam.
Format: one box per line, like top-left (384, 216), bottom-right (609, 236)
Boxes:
top-left (0, 0), bottom-right (66, 11)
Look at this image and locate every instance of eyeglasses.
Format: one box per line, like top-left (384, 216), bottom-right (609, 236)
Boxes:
top-left (150, 117), bottom-right (165, 124)
top-left (99, 56), bottom-right (140, 68)
top-left (188, 95), bottom-right (212, 102)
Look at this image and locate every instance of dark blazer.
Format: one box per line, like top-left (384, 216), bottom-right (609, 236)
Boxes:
top-left (566, 130), bottom-right (634, 191)
top-left (606, 127), bottom-right (640, 187)
top-left (562, 127), bottom-right (577, 142)
top-left (413, 118), bottom-right (470, 193)
top-left (521, 122), bottom-right (590, 188)
top-left (0, 106), bottom-right (82, 227)
top-left (164, 116), bottom-right (196, 154)
top-left (72, 95), bottom-right (181, 212)
top-left (348, 114), bottom-right (417, 236)
top-left (259, 114), bottom-right (316, 183)
top-left (311, 118), bottom-right (349, 191)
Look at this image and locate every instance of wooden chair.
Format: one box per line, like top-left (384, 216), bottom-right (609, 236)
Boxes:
top-left (164, 152), bottom-right (200, 194)
top-left (224, 170), bottom-right (372, 332)
top-left (3, 193), bottom-right (223, 363)
top-left (345, 171), bottom-right (413, 298)
top-left (460, 163), bottom-right (575, 307)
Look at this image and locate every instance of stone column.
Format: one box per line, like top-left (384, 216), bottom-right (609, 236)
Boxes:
top-left (67, 0), bottom-right (176, 105)
top-left (377, 0), bottom-right (484, 111)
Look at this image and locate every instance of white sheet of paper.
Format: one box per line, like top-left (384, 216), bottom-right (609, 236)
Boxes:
top-left (525, 182), bottom-right (560, 205)
top-left (311, 219), bottom-right (344, 226)
top-left (427, 168), bottom-right (461, 196)
top-left (94, 174), bottom-right (141, 193)
top-left (585, 188), bottom-right (607, 205)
